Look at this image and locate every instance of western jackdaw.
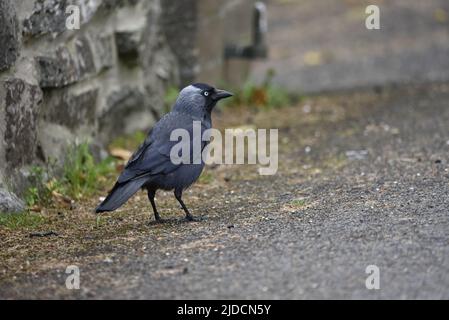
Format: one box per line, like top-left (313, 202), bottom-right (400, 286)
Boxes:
top-left (95, 83), bottom-right (233, 222)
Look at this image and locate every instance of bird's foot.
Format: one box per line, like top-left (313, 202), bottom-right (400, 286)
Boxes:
top-left (185, 215), bottom-right (204, 222)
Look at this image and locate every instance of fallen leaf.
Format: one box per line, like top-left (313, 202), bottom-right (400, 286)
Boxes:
top-left (29, 205), bottom-right (42, 212)
top-left (109, 148), bottom-right (132, 161)
top-left (52, 191), bottom-right (72, 204)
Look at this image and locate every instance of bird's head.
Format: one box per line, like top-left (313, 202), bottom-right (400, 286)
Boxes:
top-left (173, 83), bottom-right (233, 117)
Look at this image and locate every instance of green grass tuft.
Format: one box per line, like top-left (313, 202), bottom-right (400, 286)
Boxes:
top-left (0, 212), bottom-right (45, 230)
top-left (25, 142), bottom-right (118, 208)
top-left (62, 143), bottom-right (118, 199)
top-left (290, 199), bottom-right (307, 208)
top-left (25, 166), bottom-right (55, 207)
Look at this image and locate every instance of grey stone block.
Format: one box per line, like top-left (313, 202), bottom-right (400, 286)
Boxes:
top-left (22, 0), bottom-right (102, 38)
top-left (0, 0), bottom-right (19, 72)
top-left (37, 122), bottom-right (76, 164)
top-left (74, 35), bottom-right (96, 78)
top-left (0, 188), bottom-right (25, 214)
top-left (42, 88), bottom-right (98, 129)
top-left (36, 46), bottom-right (79, 88)
top-left (22, 0), bottom-right (68, 38)
top-left (105, 86), bottom-right (145, 115)
top-left (93, 34), bottom-right (115, 72)
top-left (99, 86), bottom-right (150, 141)
top-left (2, 78), bottom-right (43, 168)
top-left (37, 35), bottom-right (97, 88)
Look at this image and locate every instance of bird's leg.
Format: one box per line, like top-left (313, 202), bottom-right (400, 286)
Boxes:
top-left (147, 190), bottom-right (162, 222)
top-left (174, 189), bottom-right (200, 222)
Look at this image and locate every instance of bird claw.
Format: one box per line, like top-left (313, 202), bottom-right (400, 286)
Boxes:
top-left (185, 215), bottom-right (204, 222)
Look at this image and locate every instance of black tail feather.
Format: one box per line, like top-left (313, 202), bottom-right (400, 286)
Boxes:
top-left (95, 177), bottom-right (148, 213)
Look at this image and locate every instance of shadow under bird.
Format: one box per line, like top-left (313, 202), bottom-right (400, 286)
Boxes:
top-left (95, 83), bottom-right (233, 222)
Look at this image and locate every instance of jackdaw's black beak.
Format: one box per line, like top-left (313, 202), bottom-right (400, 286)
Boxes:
top-left (212, 89), bottom-right (233, 101)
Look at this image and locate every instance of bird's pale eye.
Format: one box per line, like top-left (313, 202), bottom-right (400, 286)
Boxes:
top-left (203, 91), bottom-right (209, 97)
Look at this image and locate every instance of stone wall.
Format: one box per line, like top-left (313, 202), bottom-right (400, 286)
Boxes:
top-left (0, 0), bottom-right (256, 212)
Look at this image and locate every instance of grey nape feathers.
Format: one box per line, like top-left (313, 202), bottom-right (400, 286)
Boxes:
top-left (95, 83), bottom-right (233, 222)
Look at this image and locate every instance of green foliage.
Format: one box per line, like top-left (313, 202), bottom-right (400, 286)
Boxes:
top-left (0, 212), bottom-right (45, 230)
top-left (266, 85), bottom-right (291, 109)
top-left (24, 142), bottom-right (118, 208)
top-left (25, 165), bottom-right (56, 207)
top-left (222, 70), bottom-right (292, 109)
top-left (63, 143), bottom-right (118, 199)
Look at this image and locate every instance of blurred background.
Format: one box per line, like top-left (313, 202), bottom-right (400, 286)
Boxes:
top-left (251, 0), bottom-right (449, 92)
